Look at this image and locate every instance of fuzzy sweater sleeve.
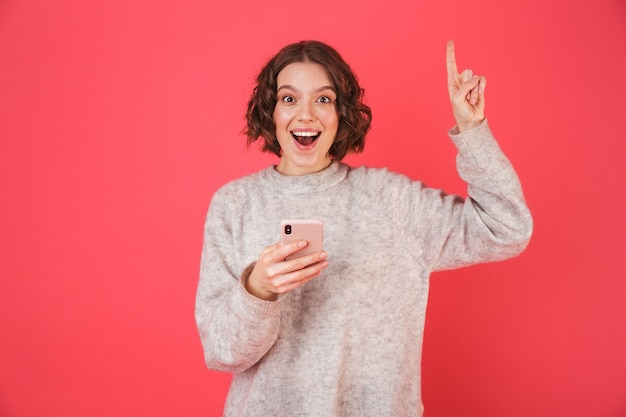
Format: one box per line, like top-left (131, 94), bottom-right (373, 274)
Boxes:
top-left (194, 186), bottom-right (281, 373)
top-left (424, 120), bottom-right (533, 271)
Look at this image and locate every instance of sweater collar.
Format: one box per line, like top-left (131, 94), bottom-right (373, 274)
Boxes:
top-left (260, 161), bottom-right (348, 194)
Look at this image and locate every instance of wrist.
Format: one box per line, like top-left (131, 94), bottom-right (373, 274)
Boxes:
top-left (456, 118), bottom-right (484, 133)
top-left (245, 282), bottom-right (279, 302)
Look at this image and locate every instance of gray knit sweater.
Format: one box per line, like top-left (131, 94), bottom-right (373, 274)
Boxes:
top-left (195, 121), bottom-right (533, 417)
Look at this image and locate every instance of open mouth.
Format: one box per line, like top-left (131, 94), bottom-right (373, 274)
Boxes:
top-left (291, 131), bottom-right (321, 146)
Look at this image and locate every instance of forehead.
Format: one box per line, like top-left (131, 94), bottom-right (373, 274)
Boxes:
top-left (276, 62), bottom-right (334, 89)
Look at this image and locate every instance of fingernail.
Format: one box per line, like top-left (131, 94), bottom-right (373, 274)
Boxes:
top-left (320, 252), bottom-right (328, 259)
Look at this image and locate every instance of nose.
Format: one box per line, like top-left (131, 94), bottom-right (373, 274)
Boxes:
top-left (297, 101), bottom-right (316, 122)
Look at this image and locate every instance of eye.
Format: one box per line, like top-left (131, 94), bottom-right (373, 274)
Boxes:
top-left (317, 96), bottom-right (332, 104)
top-left (280, 95), bottom-right (295, 103)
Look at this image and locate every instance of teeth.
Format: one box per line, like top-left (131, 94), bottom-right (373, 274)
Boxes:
top-left (292, 131), bottom-right (320, 137)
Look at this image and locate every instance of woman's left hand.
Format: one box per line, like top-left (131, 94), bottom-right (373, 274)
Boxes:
top-left (446, 40), bottom-right (486, 132)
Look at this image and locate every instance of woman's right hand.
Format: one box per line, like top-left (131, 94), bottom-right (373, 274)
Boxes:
top-left (446, 40), bottom-right (487, 132)
top-left (245, 241), bottom-right (329, 301)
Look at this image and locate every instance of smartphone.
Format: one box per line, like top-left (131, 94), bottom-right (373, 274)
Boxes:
top-left (280, 219), bottom-right (324, 261)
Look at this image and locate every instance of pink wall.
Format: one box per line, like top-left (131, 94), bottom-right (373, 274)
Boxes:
top-left (1, 0), bottom-right (625, 416)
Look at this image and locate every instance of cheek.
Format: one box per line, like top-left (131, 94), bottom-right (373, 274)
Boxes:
top-left (272, 108), bottom-right (280, 124)
top-left (324, 111), bottom-right (339, 131)
top-left (273, 108), bottom-right (290, 127)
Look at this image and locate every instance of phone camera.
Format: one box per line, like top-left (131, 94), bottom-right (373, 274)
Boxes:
top-left (284, 224), bottom-right (292, 235)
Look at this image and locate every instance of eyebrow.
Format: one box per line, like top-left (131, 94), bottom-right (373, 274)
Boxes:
top-left (277, 84), bottom-right (336, 94)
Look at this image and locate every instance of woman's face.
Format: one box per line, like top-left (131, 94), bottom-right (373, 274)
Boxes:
top-left (273, 62), bottom-right (339, 176)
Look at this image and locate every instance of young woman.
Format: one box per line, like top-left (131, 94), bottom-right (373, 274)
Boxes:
top-left (196, 40), bottom-right (532, 417)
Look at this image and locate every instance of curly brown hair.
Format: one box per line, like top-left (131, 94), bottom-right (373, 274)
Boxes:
top-left (244, 40), bottom-right (372, 160)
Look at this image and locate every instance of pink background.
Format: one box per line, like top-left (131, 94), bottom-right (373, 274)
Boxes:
top-left (1, 0), bottom-right (625, 416)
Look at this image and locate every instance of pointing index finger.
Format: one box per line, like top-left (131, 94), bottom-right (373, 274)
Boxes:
top-left (446, 40), bottom-right (458, 78)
